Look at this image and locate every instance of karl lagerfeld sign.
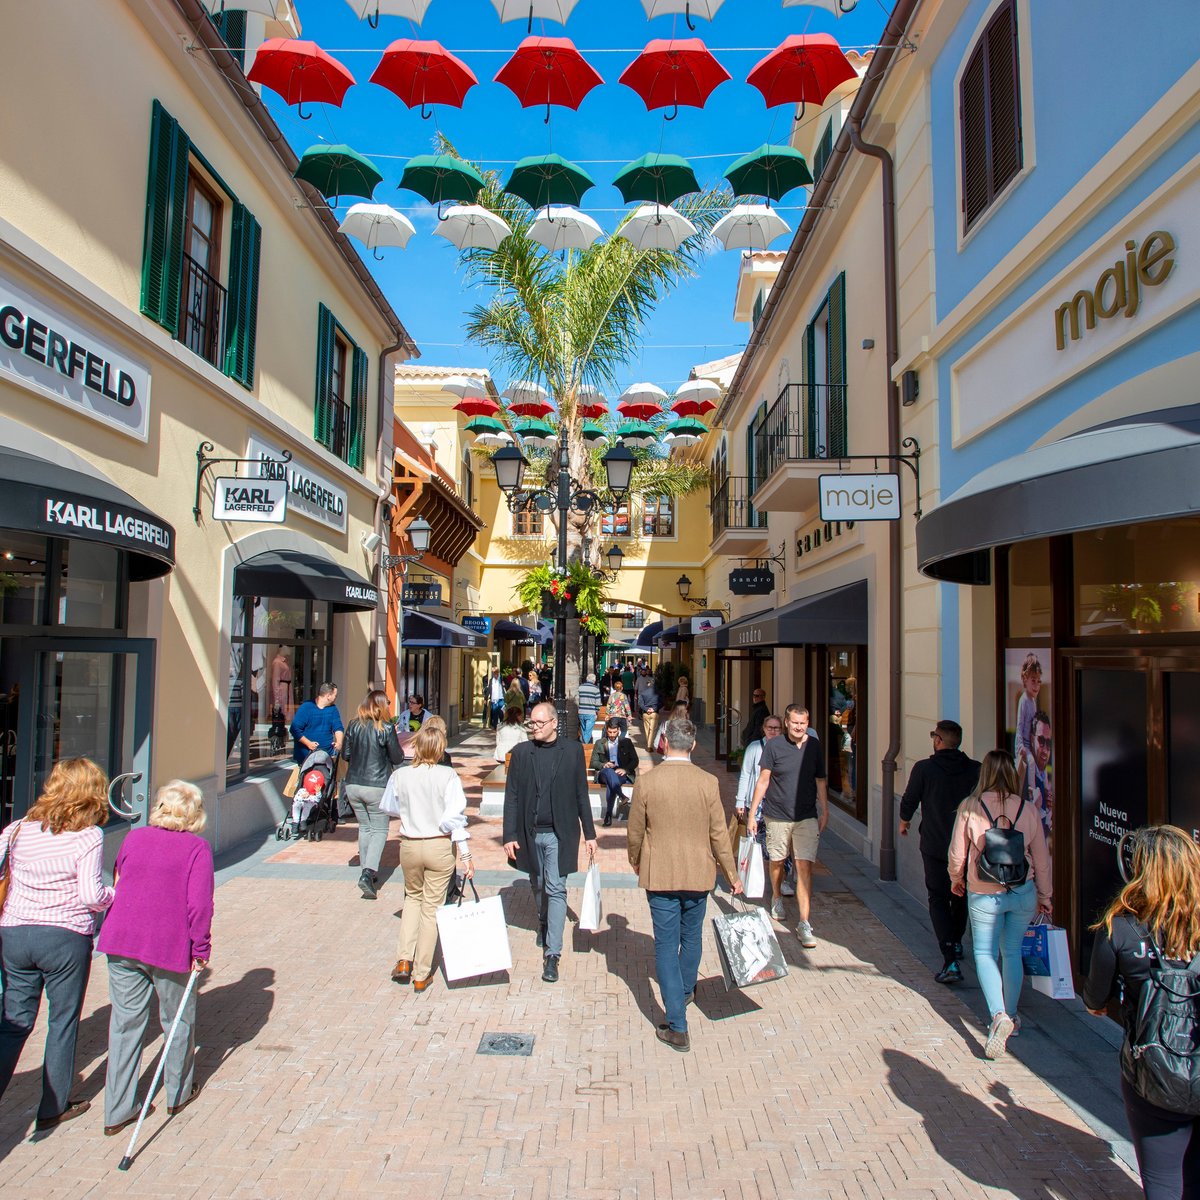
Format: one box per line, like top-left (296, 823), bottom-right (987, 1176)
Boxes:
top-left (40, 495), bottom-right (173, 557)
top-left (245, 435), bottom-right (347, 533)
top-left (212, 476), bottom-right (288, 523)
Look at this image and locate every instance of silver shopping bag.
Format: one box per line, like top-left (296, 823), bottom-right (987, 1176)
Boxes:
top-left (712, 903), bottom-right (788, 990)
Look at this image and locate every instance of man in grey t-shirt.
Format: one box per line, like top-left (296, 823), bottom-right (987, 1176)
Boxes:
top-left (748, 705), bottom-right (828, 947)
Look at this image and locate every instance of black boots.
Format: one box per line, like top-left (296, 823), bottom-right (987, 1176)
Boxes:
top-left (542, 954), bottom-right (560, 983)
top-left (358, 869), bottom-right (378, 900)
top-left (535, 922), bottom-right (548, 948)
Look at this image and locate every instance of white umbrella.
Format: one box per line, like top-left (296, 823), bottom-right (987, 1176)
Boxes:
top-left (344, 0), bottom-right (434, 23)
top-left (474, 430), bottom-right (514, 449)
top-left (663, 431), bottom-right (701, 449)
top-left (618, 205), bottom-right (698, 253)
top-left (491, 0), bottom-right (581, 26)
top-left (782, 0), bottom-right (857, 16)
top-left (502, 380), bottom-right (550, 405)
top-left (338, 204), bottom-right (416, 258)
top-left (639, 0), bottom-right (725, 22)
top-left (529, 206), bottom-right (604, 252)
top-left (712, 204), bottom-right (792, 251)
top-left (619, 382), bottom-right (669, 406)
top-left (440, 375), bottom-right (489, 400)
top-left (673, 379), bottom-right (722, 405)
top-left (578, 385), bottom-right (607, 405)
top-left (434, 205), bottom-right (512, 251)
top-left (203, 0), bottom-right (283, 17)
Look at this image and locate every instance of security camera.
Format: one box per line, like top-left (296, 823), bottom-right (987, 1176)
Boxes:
top-left (360, 531), bottom-right (383, 554)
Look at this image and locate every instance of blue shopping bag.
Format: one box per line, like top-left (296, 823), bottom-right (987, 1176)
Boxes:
top-left (1022, 921), bottom-right (1052, 977)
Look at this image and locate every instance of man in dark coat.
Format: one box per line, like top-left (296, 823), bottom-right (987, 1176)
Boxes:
top-left (594, 717), bottom-right (639, 827)
top-left (503, 701), bottom-right (598, 983)
top-left (741, 688), bottom-right (770, 748)
top-left (899, 719), bottom-right (981, 984)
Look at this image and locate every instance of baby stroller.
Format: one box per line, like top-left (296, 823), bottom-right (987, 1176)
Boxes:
top-left (268, 707), bottom-right (288, 756)
top-left (276, 749), bottom-right (338, 842)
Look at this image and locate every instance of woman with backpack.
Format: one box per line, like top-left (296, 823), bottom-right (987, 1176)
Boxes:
top-left (948, 749), bottom-right (1052, 1059)
top-left (1084, 826), bottom-right (1200, 1200)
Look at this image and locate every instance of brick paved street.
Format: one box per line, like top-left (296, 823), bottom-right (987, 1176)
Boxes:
top-left (0, 731), bottom-right (1141, 1199)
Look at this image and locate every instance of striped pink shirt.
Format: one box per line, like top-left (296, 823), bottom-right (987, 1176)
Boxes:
top-left (0, 820), bottom-right (114, 936)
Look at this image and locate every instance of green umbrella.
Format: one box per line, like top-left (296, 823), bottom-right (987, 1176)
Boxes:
top-left (665, 417), bottom-right (710, 436)
top-left (294, 144), bottom-right (383, 205)
top-left (724, 144), bottom-right (813, 204)
top-left (399, 153), bottom-right (486, 208)
top-left (613, 153), bottom-right (701, 207)
top-left (581, 420), bottom-right (609, 441)
top-left (505, 153), bottom-right (596, 209)
top-left (464, 415), bottom-right (505, 435)
top-left (513, 418), bottom-right (556, 438)
top-left (616, 419), bottom-right (660, 447)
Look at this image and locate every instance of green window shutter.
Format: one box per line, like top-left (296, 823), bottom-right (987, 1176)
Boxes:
top-left (813, 119), bottom-right (834, 183)
top-left (314, 304), bottom-right (336, 451)
top-left (223, 203), bottom-right (261, 388)
top-left (804, 319), bottom-right (817, 457)
top-left (140, 100), bottom-right (189, 335)
top-left (212, 10), bottom-right (246, 70)
top-left (825, 272), bottom-right (847, 457)
top-left (348, 346), bottom-right (369, 470)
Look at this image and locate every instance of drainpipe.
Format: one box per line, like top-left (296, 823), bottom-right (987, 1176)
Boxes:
top-left (848, 117), bottom-right (900, 882)
top-left (373, 342), bottom-right (407, 690)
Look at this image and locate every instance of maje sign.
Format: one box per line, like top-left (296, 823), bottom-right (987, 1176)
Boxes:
top-left (819, 473), bottom-right (900, 522)
top-left (246, 435), bottom-right (347, 533)
top-left (212, 476), bottom-right (288, 524)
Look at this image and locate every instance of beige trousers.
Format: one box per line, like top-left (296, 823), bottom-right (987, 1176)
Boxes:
top-left (397, 836), bottom-right (456, 981)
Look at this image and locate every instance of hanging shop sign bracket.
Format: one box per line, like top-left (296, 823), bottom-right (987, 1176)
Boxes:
top-left (814, 437), bottom-right (922, 521)
top-left (194, 440), bottom-right (292, 523)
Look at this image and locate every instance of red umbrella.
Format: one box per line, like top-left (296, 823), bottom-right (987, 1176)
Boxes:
top-left (247, 39), bottom-right (356, 120)
top-left (508, 398), bottom-right (555, 418)
top-left (671, 396), bottom-right (717, 417)
top-left (619, 39), bottom-right (731, 121)
top-left (369, 40), bottom-right (478, 120)
top-left (495, 37), bottom-right (603, 124)
top-left (617, 399), bottom-right (665, 421)
top-left (747, 34), bottom-right (857, 117)
top-left (452, 396), bottom-right (501, 418)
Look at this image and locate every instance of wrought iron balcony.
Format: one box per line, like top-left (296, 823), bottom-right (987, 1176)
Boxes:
top-left (179, 253), bottom-right (227, 369)
top-left (751, 382), bottom-right (848, 513)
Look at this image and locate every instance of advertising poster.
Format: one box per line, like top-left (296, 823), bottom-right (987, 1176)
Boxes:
top-left (1005, 648), bottom-right (1053, 856)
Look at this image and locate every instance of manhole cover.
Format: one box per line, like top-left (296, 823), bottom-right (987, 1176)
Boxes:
top-left (478, 1033), bottom-right (535, 1057)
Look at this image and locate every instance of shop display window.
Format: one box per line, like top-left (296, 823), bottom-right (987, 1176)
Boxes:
top-left (826, 647), bottom-right (859, 810)
top-left (1006, 539), bottom-right (1052, 639)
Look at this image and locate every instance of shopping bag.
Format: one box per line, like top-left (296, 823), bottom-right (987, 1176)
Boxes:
top-left (728, 811), bottom-right (746, 864)
top-left (579, 862), bottom-right (603, 932)
top-left (712, 905), bottom-right (788, 990)
top-left (1022, 920), bottom-right (1074, 999)
top-left (435, 881), bottom-right (513, 981)
top-left (282, 765), bottom-right (301, 799)
top-left (737, 836), bottom-right (765, 899)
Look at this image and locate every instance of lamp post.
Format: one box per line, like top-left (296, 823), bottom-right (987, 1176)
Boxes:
top-left (383, 516), bottom-right (432, 712)
top-left (493, 439), bottom-right (634, 734)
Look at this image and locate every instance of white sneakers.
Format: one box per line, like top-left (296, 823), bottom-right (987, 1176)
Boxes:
top-left (796, 920), bottom-right (817, 948)
top-left (781, 879), bottom-right (797, 897)
top-left (770, 897), bottom-right (785, 921)
top-left (984, 1012), bottom-right (1015, 1059)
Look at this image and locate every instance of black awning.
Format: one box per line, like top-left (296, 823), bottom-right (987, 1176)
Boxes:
top-left (403, 608), bottom-right (482, 648)
top-left (717, 582), bottom-right (867, 648)
top-left (0, 447), bottom-right (174, 580)
top-left (234, 549), bottom-right (379, 612)
top-left (494, 618), bottom-right (551, 645)
top-left (635, 620), bottom-right (663, 647)
top-left (918, 405), bottom-right (1200, 584)
top-left (659, 623), bottom-right (693, 646)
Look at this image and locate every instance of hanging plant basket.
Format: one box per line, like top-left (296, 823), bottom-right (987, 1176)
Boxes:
top-left (540, 589), bottom-right (578, 620)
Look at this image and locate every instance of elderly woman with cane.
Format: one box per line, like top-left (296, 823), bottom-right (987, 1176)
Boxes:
top-left (96, 781), bottom-right (214, 1136)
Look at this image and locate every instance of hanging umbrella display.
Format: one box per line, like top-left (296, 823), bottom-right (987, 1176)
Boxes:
top-left (514, 417), bottom-right (557, 445)
top-left (247, 40), bottom-right (356, 120)
top-left (577, 386), bottom-right (609, 418)
top-left (529, 205), bottom-right (604, 252)
top-left (617, 383), bottom-right (669, 421)
top-left (581, 420), bottom-right (609, 441)
top-left (619, 39), bottom-right (730, 120)
top-left (747, 34), bottom-right (857, 117)
top-left (725, 144), bottom-right (813, 203)
top-left (399, 154), bottom-right (486, 214)
top-left (505, 154), bottom-right (595, 209)
top-left (465, 415), bottom-right (507, 437)
top-left (495, 37), bottom-right (603, 124)
top-left (294, 145), bottom-right (382, 206)
top-left (613, 153), bottom-right (701, 207)
top-left (345, 0), bottom-right (435, 25)
top-left (338, 203), bottom-right (416, 259)
top-left (452, 395), bottom-right (501, 417)
top-left (433, 205), bottom-right (512, 250)
top-left (503, 381), bottom-right (554, 418)
top-left (475, 429), bottom-right (514, 449)
top-left (666, 417), bottom-right (709, 437)
top-left (205, 0), bottom-right (281, 18)
top-left (618, 204), bottom-right (698, 252)
top-left (671, 379), bottom-right (721, 416)
top-left (639, 0), bottom-right (725, 32)
top-left (782, 0), bottom-right (858, 15)
top-left (491, 0), bottom-right (582, 32)
top-left (712, 204), bottom-right (791, 250)
top-left (441, 374), bottom-right (489, 399)
top-left (664, 430), bottom-right (701, 449)
top-left (616, 419), bottom-right (660, 449)
top-left (369, 40), bottom-right (477, 119)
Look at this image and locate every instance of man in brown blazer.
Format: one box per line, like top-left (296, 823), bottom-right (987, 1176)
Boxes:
top-left (627, 717), bottom-right (742, 1052)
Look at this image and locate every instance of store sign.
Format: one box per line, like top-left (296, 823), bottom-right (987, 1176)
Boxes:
top-left (245, 435), bottom-right (347, 533)
top-left (819, 474), bottom-right (900, 521)
top-left (795, 517), bottom-right (856, 563)
top-left (38, 493), bottom-right (174, 558)
top-left (403, 582), bottom-right (443, 606)
top-left (343, 583), bottom-right (379, 606)
top-left (692, 615), bottom-right (722, 636)
top-left (461, 615), bottom-right (492, 634)
top-left (212, 476), bottom-right (287, 523)
top-left (0, 272), bottom-right (151, 440)
top-left (730, 567), bottom-right (775, 595)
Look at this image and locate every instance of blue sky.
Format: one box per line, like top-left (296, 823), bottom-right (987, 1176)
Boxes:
top-left (261, 0), bottom-right (890, 394)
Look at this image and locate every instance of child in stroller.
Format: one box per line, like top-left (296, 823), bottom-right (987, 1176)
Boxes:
top-left (277, 749), bottom-right (338, 841)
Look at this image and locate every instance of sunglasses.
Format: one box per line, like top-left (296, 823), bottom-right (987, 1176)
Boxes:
top-left (1036, 735), bottom-right (1053, 748)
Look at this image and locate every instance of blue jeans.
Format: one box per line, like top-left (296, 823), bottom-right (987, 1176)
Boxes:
top-left (598, 766), bottom-right (624, 818)
top-left (488, 699), bottom-right (504, 729)
top-left (579, 713), bottom-right (596, 744)
top-left (967, 881), bottom-right (1037, 1018)
top-left (647, 891), bottom-right (708, 1033)
top-left (532, 831), bottom-right (567, 957)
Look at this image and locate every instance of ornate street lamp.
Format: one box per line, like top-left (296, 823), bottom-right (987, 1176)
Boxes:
top-left (383, 515), bottom-right (432, 718)
top-left (606, 543), bottom-right (624, 574)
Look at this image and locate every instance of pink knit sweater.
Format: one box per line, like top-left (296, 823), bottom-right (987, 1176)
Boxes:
top-left (947, 791), bottom-right (1052, 910)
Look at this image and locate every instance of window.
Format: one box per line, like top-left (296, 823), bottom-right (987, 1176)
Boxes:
top-left (513, 506), bottom-right (544, 536)
top-left (315, 304), bottom-right (367, 469)
top-left (803, 272), bottom-right (847, 458)
top-left (752, 289), bottom-right (766, 327)
top-left (212, 9), bottom-right (246, 69)
top-left (622, 608), bottom-right (644, 631)
top-left (601, 502), bottom-right (630, 537)
top-left (141, 100), bottom-right (260, 385)
top-left (813, 117), bottom-right (834, 183)
top-left (643, 496), bottom-right (675, 538)
top-left (960, 0), bottom-right (1023, 232)
top-left (461, 447), bottom-right (475, 509)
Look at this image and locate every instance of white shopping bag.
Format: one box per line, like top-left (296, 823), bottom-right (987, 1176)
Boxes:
top-left (579, 862), bottom-right (603, 932)
top-left (737, 835), bottom-right (765, 899)
top-left (435, 882), bottom-right (513, 981)
top-left (1030, 924), bottom-right (1074, 1000)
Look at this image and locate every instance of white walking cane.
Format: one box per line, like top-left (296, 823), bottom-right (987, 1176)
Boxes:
top-left (117, 965), bottom-right (201, 1172)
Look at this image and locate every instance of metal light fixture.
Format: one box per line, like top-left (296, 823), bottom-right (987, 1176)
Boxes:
top-left (601, 444), bottom-right (636, 498)
top-left (606, 543), bottom-right (624, 574)
top-left (676, 574), bottom-right (692, 600)
top-left (407, 516), bottom-right (432, 555)
top-left (491, 443), bottom-right (528, 494)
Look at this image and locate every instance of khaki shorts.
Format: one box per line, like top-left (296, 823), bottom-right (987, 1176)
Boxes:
top-left (764, 818), bottom-right (820, 863)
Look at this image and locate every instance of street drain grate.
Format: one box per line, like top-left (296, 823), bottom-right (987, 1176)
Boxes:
top-left (478, 1033), bottom-right (535, 1057)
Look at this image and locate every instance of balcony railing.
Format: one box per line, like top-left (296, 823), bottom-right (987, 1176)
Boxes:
top-left (329, 399), bottom-right (354, 463)
top-left (753, 382), bottom-right (848, 490)
top-left (180, 253), bottom-right (227, 369)
top-left (712, 475), bottom-right (768, 539)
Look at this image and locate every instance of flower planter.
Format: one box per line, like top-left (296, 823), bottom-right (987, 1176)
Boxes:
top-left (540, 589), bottom-right (577, 620)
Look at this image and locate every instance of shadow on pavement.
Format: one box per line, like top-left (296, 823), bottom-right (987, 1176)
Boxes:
top-left (586, 913), bottom-right (663, 1029)
top-left (194, 967), bottom-right (276, 1086)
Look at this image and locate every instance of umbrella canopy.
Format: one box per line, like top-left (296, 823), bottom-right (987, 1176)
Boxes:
top-left (663, 430), bottom-right (701, 449)
top-left (617, 400), bottom-right (666, 422)
top-left (369, 40), bottom-right (477, 118)
top-left (613, 153), bottom-right (701, 207)
top-left (620, 382), bottom-right (669, 406)
top-left (490, 0), bottom-right (582, 32)
top-left (514, 418), bottom-right (556, 438)
top-left (671, 379), bottom-right (720, 416)
top-left (434, 205), bottom-right (512, 251)
top-left (712, 203), bottom-right (792, 250)
top-left (666, 417), bottom-right (709, 437)
top-left (504, 381), bottom-right (554, 417)
top-left (576, 386), bottom-right (609, 418)
top-left (338, 203), bottom-right (416, 258)
top-left (505, 154), bottom-right (596, 209)
top-left (440, 375), bottom-right (489, 399)
top-left (464, 415), bottom-right (507, 436)
top-left (639, 0), bottom-right (725, 31)
top-left (345, 0), bottom-right (434, 25)
top-left (294, 145), bottom-right (382, 205)
top-left (247, 40), bottom-right (355, 119)
top-left (495, 37), bottom-right (603, 123)
top-left (618, 203), bottom-right (698, 252)
top-left (399, 154), bottom-right (486, 207)
top-left (474, 430), bottom-right (514, 449)
top-left (619, 39), bottom-right (730, 119)
top-left (782, 0), bottom-right (858, 15)
top-left (529, 205), bottom-right (604, 252)
top-left (616, 420), bottom-right (660, 448)
top-left (581, 420), bottom-right (609, 441)
top-left (452, 395), bottom-right (501, 418)
top-left (747, 34), bottom-right (857, 114)
top-left (725, 144), bottom-right (813, 202)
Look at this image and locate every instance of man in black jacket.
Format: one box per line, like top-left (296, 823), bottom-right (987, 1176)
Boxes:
top-left (899, 719), bottom-right (981, 984)
top-left (503, 702), bottom-right (598, 983)
top-left (594, 717), bottom-right (638, 827)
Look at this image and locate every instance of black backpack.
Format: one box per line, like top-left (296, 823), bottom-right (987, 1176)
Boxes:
top-left (973, 797), bottom-right (1029, 890)
top-left (1121, 929), bottom-right (1200, 1115)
